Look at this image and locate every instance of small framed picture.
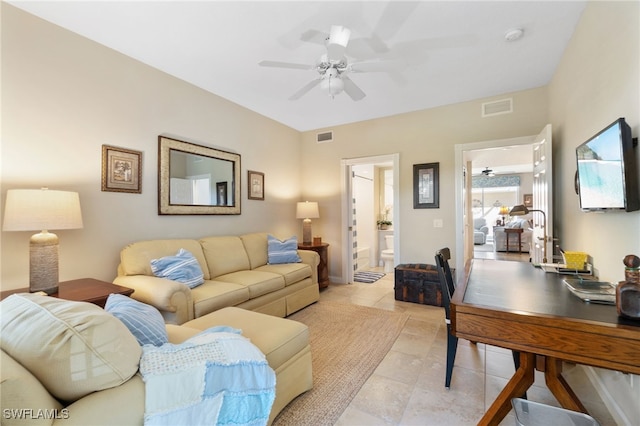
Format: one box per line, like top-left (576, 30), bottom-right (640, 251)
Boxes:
top-left (413, 162), bottom-right (439, 209)
top-left (248, 170), bottom-right (264, 200)
top-left (101, 145), bottom-right (142, 193)
top-left (523, 193), bottom-right (533, 207)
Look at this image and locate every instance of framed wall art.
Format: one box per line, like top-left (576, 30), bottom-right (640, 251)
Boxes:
top-left (248, 170), bottom-right (264, 200)
top-left (523, 193), bottom-right (533, 207)
top-left (101, 145), bottom-right (142, 193)
top-left (413, 162), bottom-right (439, 209)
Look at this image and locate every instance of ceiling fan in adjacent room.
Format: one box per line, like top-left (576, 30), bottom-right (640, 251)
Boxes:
top-left (259, 25), bottom-right (401, 101)
top-left (481, 167), bottom-right (495, 177)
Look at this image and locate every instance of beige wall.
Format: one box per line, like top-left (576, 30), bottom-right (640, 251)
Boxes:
top-left (300, 88), bottom-right (548, 281)
top-left (549, 0), bottom-right (640, 283)
top-left (1, 4), bottom-right (303, 289)
top-left (548, 2), bottom-right (640, 421)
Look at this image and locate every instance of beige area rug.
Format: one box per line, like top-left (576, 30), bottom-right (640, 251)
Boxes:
top-left (272, 301), bottom-right (409, 426)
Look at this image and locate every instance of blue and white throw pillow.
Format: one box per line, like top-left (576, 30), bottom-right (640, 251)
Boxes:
top-left (150, 248), bottom-right (204, 288)
top-left (105, 294), bottom-right (168, 347)
top-left (267, 235), bottom-right (302, 264)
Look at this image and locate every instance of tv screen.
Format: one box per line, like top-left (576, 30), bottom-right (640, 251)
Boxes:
top-left (576, 117), bottom-right (639, 212)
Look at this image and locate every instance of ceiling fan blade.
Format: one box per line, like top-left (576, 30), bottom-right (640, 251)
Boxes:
top-left (342, 76), bottom-right (366, 101)
top-left (373, 2), bottom-right (419, 40)
top-left (300, 29), bottom-right (328, 45)
top-left (288, 79), bottom-right (321, 101)
top-left (259, 60), bottom-right (313, 70)
top-left (327, 25), bottom-right (351, 61)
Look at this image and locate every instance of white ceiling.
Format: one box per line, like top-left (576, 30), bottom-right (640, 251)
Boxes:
top-left (10, 0), bottom-right (586, 134)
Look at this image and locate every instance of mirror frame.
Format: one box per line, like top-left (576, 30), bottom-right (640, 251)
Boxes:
top-left (158, 136), bottom-right (241, 215)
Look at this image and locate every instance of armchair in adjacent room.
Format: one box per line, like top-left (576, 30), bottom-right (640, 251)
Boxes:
top-left (473, 217), bottom-right (489, 245)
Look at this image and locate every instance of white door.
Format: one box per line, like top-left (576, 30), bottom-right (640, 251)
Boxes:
top-left (531, 125), bottom-right (553, 264)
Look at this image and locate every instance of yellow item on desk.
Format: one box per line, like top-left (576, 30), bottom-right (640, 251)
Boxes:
top-left (563, 251), bottom-right (588, 270)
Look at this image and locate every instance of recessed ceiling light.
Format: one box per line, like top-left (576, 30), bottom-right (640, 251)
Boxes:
top-left (504, 28), bottom-right (524, 42)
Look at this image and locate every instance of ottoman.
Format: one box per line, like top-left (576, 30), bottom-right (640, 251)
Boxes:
top-left (394, 263), bottom-right (444, 307)
top-left (166, 307), bottom-right (312, 424)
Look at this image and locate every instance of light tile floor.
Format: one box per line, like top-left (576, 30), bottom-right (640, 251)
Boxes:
top-left (323, 268), bottom-right (617, 426)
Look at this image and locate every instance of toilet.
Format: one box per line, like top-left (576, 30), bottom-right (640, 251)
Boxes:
top-left (381, 235), bottom-right (394, 273)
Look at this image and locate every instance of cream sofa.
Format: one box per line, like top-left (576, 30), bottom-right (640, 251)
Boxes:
top-left (493, 218), bottom-right (533, 252)
top-left (114, 232), bottom-right (320, 324)
top-left (0, 293), bottom-right (312, 425)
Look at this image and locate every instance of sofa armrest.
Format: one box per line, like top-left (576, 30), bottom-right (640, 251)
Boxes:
top-left (297, 250), bottom-right (320, 285)
top-left (113, 275), bottom-right (194, 324)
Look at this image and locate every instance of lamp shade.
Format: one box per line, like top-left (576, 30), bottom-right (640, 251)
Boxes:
top-left (296, 201), bottom-right (319, 219)
top-left (3, 189), bottom-right (83, 231)
top-left (509, 204), bottom-right (529, 216)
top-left (499, 206), bottom-right (510, 215)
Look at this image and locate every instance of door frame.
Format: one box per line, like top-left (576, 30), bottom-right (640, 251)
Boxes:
top-left (341, 153), bottom-right (400, 284)
top-left (454, 136), bottom-right (536, 277)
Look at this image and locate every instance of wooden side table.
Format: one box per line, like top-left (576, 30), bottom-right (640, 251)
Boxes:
top-left (0, 278), bottom-right (134, 308)
top-left (504, 228), bottom-right (524, 253)
top-left (298, 242), bottom-right (330, 288)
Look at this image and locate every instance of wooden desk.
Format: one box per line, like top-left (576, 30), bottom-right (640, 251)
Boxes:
top-left (504, 227), bottom-right (524, 253)
top-left (298, 243), bottom-right (330, 288)
top-left (0, 278), bottom-right (134, 308)
top-left (451, 259), bottom-right (640, 426)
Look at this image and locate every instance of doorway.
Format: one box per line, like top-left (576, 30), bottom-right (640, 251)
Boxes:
top-left (454, 135), bottom-right (544, 275)
top-left (341, 154), bottom-right (400, 284)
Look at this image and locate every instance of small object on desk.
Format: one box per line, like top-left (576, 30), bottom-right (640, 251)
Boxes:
top-left (616, 254), bottom-right (640, 319)
top-left (563, 278), bottom-right (616, 305)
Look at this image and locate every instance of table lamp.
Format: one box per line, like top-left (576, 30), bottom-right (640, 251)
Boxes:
top-left (509, 204), bottom-right (547, 263)
top-left (3, 188), bottom-right (83, 294)
top-left (296, 201), bottom-right (319, 245)
top-left (499, 205), bottom-right (509, 225)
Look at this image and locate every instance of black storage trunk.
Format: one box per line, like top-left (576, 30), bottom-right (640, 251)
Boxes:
top-left (394, 263), bottom-right (444, 307)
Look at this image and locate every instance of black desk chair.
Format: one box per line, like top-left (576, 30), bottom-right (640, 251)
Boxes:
top-left (435, 248), bottom-right (525, 394)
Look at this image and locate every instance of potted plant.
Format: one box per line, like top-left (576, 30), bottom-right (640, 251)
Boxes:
top-left (377, 220), bottom-right (392, 230)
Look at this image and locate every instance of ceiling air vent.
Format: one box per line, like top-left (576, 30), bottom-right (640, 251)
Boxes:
top-left (316, 131), bottom-right (333, 143)
top-left (481, 98), bottom-right (513, 117)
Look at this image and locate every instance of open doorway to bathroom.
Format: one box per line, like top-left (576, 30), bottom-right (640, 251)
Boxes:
top-left (341, 154), bottom-right (399, 284)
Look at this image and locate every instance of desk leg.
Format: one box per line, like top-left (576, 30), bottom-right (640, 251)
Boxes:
top-left (544, 357), bottom-right (588, 413)
top-left (478, 352), bottom-right (535, 426)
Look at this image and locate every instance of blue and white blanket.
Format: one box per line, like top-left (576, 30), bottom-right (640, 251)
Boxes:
top-left (139, 327), bottom-right (276, 426)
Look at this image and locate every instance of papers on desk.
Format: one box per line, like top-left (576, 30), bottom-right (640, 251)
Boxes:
top-left (563, 278), bottom-right (616, 305)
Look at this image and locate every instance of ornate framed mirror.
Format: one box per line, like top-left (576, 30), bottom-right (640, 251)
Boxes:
top-left (158, 136), bottom-right (241, 215)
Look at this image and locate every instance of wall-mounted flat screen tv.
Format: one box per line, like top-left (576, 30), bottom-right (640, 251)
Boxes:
top-left (575, 117), bottom-right (639, 212)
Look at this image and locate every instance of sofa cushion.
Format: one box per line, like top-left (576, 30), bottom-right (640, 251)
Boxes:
top-left (240, 232), bottom-right (269, 269)
top-left (105, 294), bottom-right (168, 346)
top-left (267, 235), bottom-right (302, 264)
top-left (216, 270), bottom-right (285, 298)
top-left (191, 280), bottom-right (251, 318)
top-left (200, 236), bottom-right (251, 277)
top-left (256, 263), bottom-right (312, 286)
top-left (0, 294), bottom-right (141, 402)
top-left (1, 350), bottom-right (63, 424)
top-left (150, 248), bottom-right (205, 288)
top-left (119, 239), bottom-right (210, 280)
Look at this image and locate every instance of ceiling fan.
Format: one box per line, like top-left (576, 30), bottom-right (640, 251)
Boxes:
top-left (259, 25), bottom-right (400, 101)
top-left (481, 167), bottom-right (495, 177)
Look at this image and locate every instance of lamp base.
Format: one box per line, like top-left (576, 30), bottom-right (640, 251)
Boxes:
top-left (302, 219), bottom-right (312, 245)
top-left (29, 232), bottom-right (59, 295)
